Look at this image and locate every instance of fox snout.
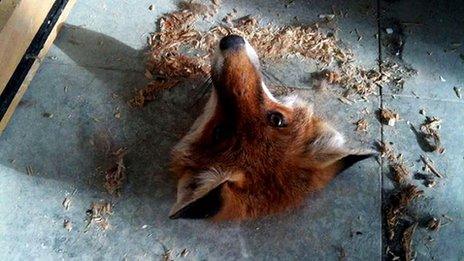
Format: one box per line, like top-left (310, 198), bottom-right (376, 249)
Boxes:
top-left (169, 35), bottom-right (375, 220)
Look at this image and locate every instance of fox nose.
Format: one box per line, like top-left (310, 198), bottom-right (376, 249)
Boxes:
top-left (219, 35), bottom-right (245, 51)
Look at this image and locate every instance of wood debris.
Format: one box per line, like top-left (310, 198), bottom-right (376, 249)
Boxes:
top-left (426, 217), bottom-right (441, 231)
top-left (378, 142), bottom-right (410, 184)
top-left (338, 97), bottom-right (353, 105)
top-left (139, 3), bottom-right (413, 105)
top-left (454, 86), bottom-right (462, 98)
top-left (418, 116), bottom-right (444, 153)
top-left (390, 159), bottom-right (410, 184)
top-left (86, 201), bottom-right (113, 230)
top-left (379, 60), bottom-right (416, 93)
top-left (378, 141), bottom-right (395, 161)
top-left (26, 165), bottom-right (34, 175)
top-left (63, 219), bottom-right (73, 232)
top-left (420, 154), bottom-right (444, 178)
top-left (62, 189), bottom-right (77, 210)
top-left (380, 108), bottom-right (400, 126)
top-left (355, 118), bottom-right (368, 132)
top-left (386, 185), bottom-right (423, 240)
top-left (62, 197), bottom-right (71, 210)
top-left (424, 178), bottom-right (436, 188)
top-left (402, 222), bottom-right (418, 261)
top-left (104, 148), bottom-right (127, 196)
top-left (180, 248), bottom-right (190, 258)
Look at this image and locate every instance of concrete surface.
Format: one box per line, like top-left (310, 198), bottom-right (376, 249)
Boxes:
top-left (0, 0), bottom-right (462, 260)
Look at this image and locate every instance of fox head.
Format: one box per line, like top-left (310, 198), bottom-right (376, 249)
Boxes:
top-left (169, 35), bottom-right (375, 220)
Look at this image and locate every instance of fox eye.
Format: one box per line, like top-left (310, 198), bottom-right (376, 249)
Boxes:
top-left (267, 111), bottom-right (287, 128)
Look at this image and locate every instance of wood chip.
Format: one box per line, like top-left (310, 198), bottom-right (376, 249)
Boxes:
top-left (355, 118), bottom-right (368, 132)
top-left (380, 108), bottom-right (400, 126)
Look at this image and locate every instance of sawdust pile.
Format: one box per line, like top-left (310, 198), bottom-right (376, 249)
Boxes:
top-left (379, 141), bottom-right (424, 260)
top-left (132, 1), bottom-right (413, 106)
top-left (385, 185), bottom-right (423, 240)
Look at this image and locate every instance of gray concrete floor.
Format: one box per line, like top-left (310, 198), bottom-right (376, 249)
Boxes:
top-left (0, 0), bottom-right (463, 260)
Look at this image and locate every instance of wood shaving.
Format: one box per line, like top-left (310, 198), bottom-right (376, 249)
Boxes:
top-left (338, 97), bottom-right (353, 105)
top-left (380, 108), bottom-right (400, 126)
top-left (180, 249), bottom-right (190, 258)
top-left (418, 116), bottom-right (444, 153)
top-left (62, 197), bottom-right (71, 210)
top-left (420, 154), bottom-right (444, 178)
top-left (104, 148), bottom-right (127, 195)
top-left (454, 86), bottom-right (462, 98)
top-left (426, 217), bottom-right (441, 231)
top-left (26, 165), bottom-right (34, 175)
top-left (63, 219), bottom-right (73, 232)
top-left (355, 118), bottom-right (368, 132)
top-left (402, 222), bottom-right (418, 261)
top-left (86, 201), bottom-right (113, 230)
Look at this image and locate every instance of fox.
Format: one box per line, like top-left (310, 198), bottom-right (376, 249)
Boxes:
top-left (169, 35), bottom-right (375, 220)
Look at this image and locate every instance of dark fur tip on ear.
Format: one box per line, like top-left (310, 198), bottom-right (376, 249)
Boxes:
top-left (339, 152), bottom-right (378, 173)
top-left (169, 184), bottom-right (224, 219)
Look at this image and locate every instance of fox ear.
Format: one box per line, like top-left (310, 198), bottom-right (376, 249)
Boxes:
top-left (304, 124), bottom-right (376, 171)
top-left (169, 169), bottom-right (233, 219)
top-left (335, 150), bottom-right (377, 173)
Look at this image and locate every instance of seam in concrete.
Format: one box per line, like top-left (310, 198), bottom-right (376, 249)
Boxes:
top-left (375, 0), bottom-right (385, 259)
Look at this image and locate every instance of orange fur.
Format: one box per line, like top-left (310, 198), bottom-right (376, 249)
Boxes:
top-left (169, 35), bottom-right (374, 220)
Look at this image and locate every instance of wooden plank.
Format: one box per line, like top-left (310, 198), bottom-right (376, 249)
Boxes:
top-left (0, 0), bottom-right (77, 133)
top-left (0, 0), bottom-right (56, 94)
top-left (0, 0), bottom-right (21, 30)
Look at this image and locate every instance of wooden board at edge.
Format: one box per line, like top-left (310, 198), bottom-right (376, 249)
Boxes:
top-left (0, 0), bottom-right (78, 134)
top-left (0, 0), bottom-right (56, 94)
